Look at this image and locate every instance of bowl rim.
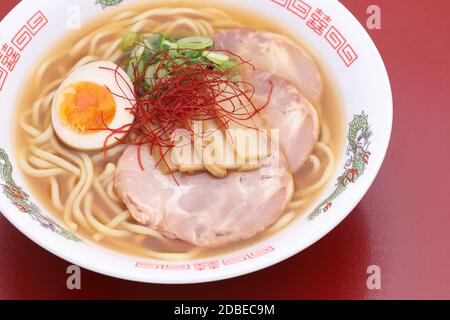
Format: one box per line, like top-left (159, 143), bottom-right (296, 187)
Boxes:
top-left (0, 0), bottom-right (393, 284)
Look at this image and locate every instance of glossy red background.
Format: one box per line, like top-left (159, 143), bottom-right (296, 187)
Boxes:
top-left (1, 0), bottom-right (449, 300)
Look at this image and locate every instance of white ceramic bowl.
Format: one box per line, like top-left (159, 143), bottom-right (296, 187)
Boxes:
top-left (0, 0), bottom-right (392, 284)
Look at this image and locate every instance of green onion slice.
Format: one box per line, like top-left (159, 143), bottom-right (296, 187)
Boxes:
top-left (127, 59), bottom-right (145, 82)
top-left (121, 32), bottom-right (142, 51)
top-left (220, 60), bottom-right (240, 72)
top-left (176, 36), bottom-right (214, 50)
top-left (202, 50), bottom-right (229, 65)
top-left (130, 45), bottom-right (145, 59)
top-left (162, 40), bottom-right (178, 50)
top-left (145, 64), bottom-right (167, 83)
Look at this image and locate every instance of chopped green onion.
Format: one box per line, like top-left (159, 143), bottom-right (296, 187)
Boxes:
top-left (123, 33), bottom-right (244, 85)
top-left (126, 63), bottom-right (134, 79)
top-left (164, 58), bottom-right (187, 70)
top-left (202, 50), bottom-right (229, 65)
top-left (176, 36), bottom-right (214, 50)
top-left (220, 60), bottom-right (240, 73)
top-left (127, 59), bottom-right (145, 82)
top-left (145, 64), bottom-right (168, 82)
top-left (219, 60), bottom-right (242, 82)
top-left (121, 32), bottom-right (142, 51)
top-left (189, 56), bottom-right (207, 64)
top-left (130, 45), bottom-right (145, 59)
top-left (161, 40), bottom-right (180, 58)
top-left (140, 39), bottom-right (161, 63)
top-left (155, 34), bottom-right (167, 50)
top-left (157, 68), bottom-right (168, 78)
top-left (142, 39), bottom-right (154, 48)
top-left (180, 49), bottom-right (202, 59)
top-left (168, 50), bottom-right (180, 59)
top-left (142, 33), bottom-right (161, 47)
top-left (174, 58), bottom-right (187, 66)
top-left (144, 65), bottom-right (157, 88)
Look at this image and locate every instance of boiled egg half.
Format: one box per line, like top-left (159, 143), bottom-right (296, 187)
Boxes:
top-left (52, 61), bottom-right (135, 151)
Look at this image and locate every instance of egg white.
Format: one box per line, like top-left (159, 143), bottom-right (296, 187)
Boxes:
top-left (51, 61), bottom-right (135, 151)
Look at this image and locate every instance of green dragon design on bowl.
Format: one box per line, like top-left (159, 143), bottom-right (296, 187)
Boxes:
top-left (95, 0), bottom-right (124, 9)
top-left (309, 112), bottom-right (372, 220)
top-left (0, 148), bottom-right (80, 241)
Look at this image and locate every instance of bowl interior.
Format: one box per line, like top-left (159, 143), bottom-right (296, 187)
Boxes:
top-left (0, 0), bottom-right (392, 283)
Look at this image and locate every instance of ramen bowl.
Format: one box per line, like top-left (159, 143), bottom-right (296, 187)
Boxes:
top-left (0, 0), bottom-right (392, 284)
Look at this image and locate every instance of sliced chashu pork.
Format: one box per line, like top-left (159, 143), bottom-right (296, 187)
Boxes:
top-left (248, 70), bottom-right (320, 172)
top-left (213, 28), bottom-right (323, 103)
top-left (115, 146), bottom-right (294, 247)
top-left (115, 30), bottom-right (323, 247)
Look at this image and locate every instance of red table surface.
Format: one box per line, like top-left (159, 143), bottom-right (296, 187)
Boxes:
top-left (1, 0), bottom-right (449, 300)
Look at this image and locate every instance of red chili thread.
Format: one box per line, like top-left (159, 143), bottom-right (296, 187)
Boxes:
top-left (97, 43), bottom-right (273, 180)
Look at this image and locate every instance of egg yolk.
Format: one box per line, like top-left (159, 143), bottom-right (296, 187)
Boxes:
top-left (59, 81), bottom-right (116, 134)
